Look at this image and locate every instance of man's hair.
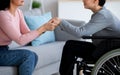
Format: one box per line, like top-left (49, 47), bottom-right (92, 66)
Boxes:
top-left (0, 0), bottom-right (10, 10)
top-left (99, 0), bottom-right (106, 6)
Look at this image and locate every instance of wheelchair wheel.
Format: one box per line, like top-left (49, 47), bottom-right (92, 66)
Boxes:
top-left (91, 49), bottom-right (120, 75)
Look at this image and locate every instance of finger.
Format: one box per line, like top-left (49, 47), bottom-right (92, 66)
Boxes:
top-left (49, 26), bottom-right (55, 31)
top-left (51, 23), bottom-right (58, 27)
top-left (48, 19), bottom-right (54, 23)
top-left (53, 21), bottom-right (61, 27)
top-left (49, 17), bottom-right (58, 23)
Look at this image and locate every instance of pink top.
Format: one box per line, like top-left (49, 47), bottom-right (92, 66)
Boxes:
top-left (0, 9), bottom-right (39, 46)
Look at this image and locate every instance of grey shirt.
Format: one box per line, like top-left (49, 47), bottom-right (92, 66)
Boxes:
top-left (60, 7), bottom-right (120, 45)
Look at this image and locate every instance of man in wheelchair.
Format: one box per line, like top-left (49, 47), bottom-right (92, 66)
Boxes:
top-left (57, 0), bottom-right (120, 75)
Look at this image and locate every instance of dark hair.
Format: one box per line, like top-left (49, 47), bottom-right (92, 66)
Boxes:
top-left (0, 0), bottom-right (10, 10)
top-left (99, 0), bottom-right (106, 6)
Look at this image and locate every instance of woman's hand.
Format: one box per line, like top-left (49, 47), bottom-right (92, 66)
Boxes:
top-left (42, 22), bottom-right (56, 31)
top-left (37, 17), bottom-right (61, 35)
top-left (40, 17), bottom-right (61, 31)
top-left (50, 17), bottom-right (61, 27)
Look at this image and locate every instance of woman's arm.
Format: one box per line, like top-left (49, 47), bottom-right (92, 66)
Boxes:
top-left (0, 10), bottom-right (57, 46)
top-left (59, 13), bottom-right (111, 38)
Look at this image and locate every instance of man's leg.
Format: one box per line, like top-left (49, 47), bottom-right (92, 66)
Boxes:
top-left (0, 49), bottom-right (38, 75)
top-left (59, 40), bottom-right (96, 75)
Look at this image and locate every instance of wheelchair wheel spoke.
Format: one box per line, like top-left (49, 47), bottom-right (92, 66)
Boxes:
top-left (110, 56), bottom-right (120, 72)
top-left (116, 56), bottom-right (120, 70)
top-left (102, 63), bottom-right (115, 75)
top-left (108, 60), bottom-right (119, 73)
top-left (92, 49), bottom-right (120, 75)
top-left (116, 56), bottom-right (120, 66)
top-left (98, 56), bottom-right (120, 75)
top-left (99, 66), bottom-right (113, 75)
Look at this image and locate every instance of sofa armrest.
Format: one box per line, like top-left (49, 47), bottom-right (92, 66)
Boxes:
top-left (54, 19), bottom-right (86, 41)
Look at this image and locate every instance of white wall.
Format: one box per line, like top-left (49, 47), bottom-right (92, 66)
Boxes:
top-left (58, 0), bottom-right (120, 22)
top-left (40, 0), bottom-right (120, 20)
top-left (58, 1), bottom-right (92, 22)
top-left (19, 0), bottom-right (58, 17)
top-left (40, 0), bottom-right (58, 17)
top-left (105, 1), bottom-right (120, 20)
top-left (19, 0), bottom-right (33, 11)
top-left (21, 0), bottom-right (120, 19)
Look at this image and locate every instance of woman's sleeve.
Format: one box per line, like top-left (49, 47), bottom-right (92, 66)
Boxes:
top-left (18, 9), bottom-right (31, 34)
top-left (59, 14), bottom-right (111, 38)
top-left (0, 12), bottom-right (39, 46)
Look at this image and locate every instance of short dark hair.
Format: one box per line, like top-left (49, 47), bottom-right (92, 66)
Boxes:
top-left (99, 0), bottom-right (106, 6)
top-left (0, 0), bottom-right (10, 10)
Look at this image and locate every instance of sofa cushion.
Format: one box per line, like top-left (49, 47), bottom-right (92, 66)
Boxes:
top-left (12, 41), bottom-right (65, 70)
top-left (0, 67), bottom-right (17, 75)
top-left (25, 12), bottom-right (55, 46)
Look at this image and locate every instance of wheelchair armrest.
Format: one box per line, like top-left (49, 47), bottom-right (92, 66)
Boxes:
top-left (82, 36), bottom-right (120, 39)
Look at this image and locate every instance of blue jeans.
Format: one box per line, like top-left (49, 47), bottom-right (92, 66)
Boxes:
top-left (0, 46), bottom-right (38, 75)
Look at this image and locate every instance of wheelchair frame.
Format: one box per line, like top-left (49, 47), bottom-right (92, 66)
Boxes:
top-left (75, 36), bottom-right (120, 75)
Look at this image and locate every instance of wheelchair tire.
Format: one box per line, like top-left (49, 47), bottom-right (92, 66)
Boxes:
top-left (91, 48), bottom-right (120, 75)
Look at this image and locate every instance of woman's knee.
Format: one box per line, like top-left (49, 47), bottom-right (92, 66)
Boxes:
top-left (32, 52), bottom-right (38, 62)
top-left (20, 50), bottom-right (38, 61)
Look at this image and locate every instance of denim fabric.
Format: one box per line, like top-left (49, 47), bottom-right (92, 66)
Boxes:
top-left (0, 46), bottom-right (38, 75)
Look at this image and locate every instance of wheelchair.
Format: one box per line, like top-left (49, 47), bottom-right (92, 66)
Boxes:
top-left (75, 36), bottom-right (120, 75)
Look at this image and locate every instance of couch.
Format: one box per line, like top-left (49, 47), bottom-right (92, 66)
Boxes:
top-left (0, 17), bottom-right (85, 75)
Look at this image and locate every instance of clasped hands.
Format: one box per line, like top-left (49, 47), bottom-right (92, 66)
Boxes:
top-left (43, 17), bottom-right (61, 31)
top-left (37, 17), bottom-right (61, 34)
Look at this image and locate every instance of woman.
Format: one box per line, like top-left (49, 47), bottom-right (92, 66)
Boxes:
top-left (58, 0), bottom-right (120, 75)
top-left (0, 0), bottom-right (60, 75)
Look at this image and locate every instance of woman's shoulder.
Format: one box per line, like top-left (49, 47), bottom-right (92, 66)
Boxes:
top-left (0, 10), bottom-right (8, 15)
top-left (98, 7), bottom-right (113, 19)
top-left (0, 10), bottom-right (10, 19)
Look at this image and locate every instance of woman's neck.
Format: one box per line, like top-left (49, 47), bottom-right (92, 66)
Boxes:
top-left (91, 6), bottom-right (102, 13)
top-left (8, 4), bottom-right (18, 16)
